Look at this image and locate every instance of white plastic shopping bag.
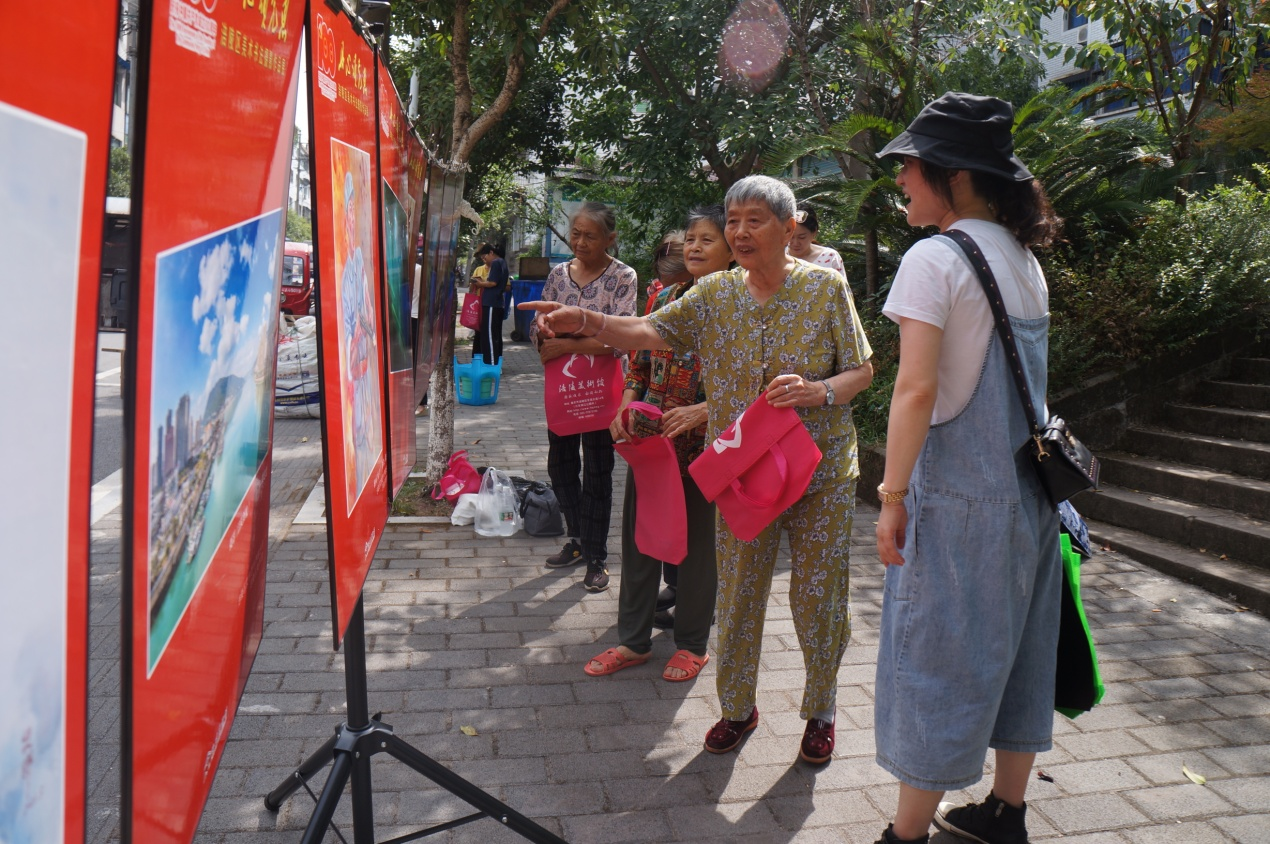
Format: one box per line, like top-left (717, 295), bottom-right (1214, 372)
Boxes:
top-left (474, 467), bottom-right (521, 537)
top-left (450, 493), bottom-right (480, 526)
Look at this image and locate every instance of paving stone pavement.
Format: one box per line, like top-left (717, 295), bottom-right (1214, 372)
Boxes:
top-left (87, 326), bottom-right (1270, 844)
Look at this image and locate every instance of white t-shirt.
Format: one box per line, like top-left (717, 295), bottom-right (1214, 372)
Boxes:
top-left (883, 219), bottom-right (1048, 424)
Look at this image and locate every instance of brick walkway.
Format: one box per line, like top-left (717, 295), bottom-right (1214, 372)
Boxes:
top-left (88, 327), bottom-right (1270, 843)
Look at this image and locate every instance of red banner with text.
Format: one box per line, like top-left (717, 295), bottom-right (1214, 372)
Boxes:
top-left (308, 4), bottom-right (390, 645)
top-left (375, 57), bottom-right (416, 497)
top-left (0, 2), bottom-right (117, 840)
top-left (122, 0), bottom-right (305, 842)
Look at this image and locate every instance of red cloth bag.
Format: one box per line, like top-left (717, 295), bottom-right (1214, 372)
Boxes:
top-left (460, 292), bottom-right (481, 329)
top-left (431, 450), bottom-right (482, 503)
top-left (613, 401), bottom-right (688, 564)
top-left (688, 395), bottom-right (822, 542)
top-left (543, 353), bottom-right (624, 436)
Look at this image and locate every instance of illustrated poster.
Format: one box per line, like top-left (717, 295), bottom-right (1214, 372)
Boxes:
top-left (406, 134), bottom-right (432, 404)
top-left (376, 58), bottom-right (416, 496)
top-left (0, 1), bottom-right (117, 839)
top-left (308, 4), bottom-right (390, 645)
top-left (121, 0), bottom-right (305, 841)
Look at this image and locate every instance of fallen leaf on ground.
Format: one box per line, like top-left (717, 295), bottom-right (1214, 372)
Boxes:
top-left (300, 437), bottom-right (309, 442)
top-left (1169, 598), bottom-right (1177, 603)
top-left (1036, 770), bottom-right (1054, 783)
top-left (460, 725), bottom-right (478, 737)
top-left (1182, 764), bottom-right (1206, 785)
top-left (470, 439), bottom-right (481, 445)
top-left (1152, 608), bottom-right (1162, 613)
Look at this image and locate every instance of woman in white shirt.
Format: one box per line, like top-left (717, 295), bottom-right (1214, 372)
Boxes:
top-left (787, 204), bottom-right (847, 279)
top-left (871, 93), bottom-right (1063, 844)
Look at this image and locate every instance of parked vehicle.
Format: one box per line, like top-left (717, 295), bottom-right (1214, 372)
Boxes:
top-left (280, 241), bottom-right (314, 315)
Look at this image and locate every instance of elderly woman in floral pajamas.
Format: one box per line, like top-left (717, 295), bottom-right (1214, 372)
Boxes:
top-left (522, 175), bottom-right (873, 764)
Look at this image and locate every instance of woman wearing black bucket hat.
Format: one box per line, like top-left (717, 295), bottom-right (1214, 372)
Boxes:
top-left (871, 93), bottom-right (1063, 844)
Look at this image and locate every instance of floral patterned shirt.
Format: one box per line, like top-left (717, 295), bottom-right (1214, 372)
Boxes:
top-left (648, 260), bottom-right (872, 492)
top-left (625, 281), bottom-right (708, 474)
top-left (530, 257), bottom-right (638, 354)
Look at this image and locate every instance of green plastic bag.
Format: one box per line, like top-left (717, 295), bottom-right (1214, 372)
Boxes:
top-left (1055, 532), bottom-right (1105, 718)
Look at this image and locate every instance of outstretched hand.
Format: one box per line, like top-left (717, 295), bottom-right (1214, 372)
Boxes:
top-left (517, 301), bottom-right (586, 338)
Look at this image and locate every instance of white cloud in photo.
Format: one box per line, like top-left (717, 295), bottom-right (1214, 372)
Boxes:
top-left (193, 240), bottom-right (232, 322)
top-left (198, 316), bottom-right (217, 355)
top-left (238, 239), bottom-right (254, 266)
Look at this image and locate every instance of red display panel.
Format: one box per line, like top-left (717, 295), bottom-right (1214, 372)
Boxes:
top-left (375, 58), bottom-right (416, 497)
top-left (406, 135), bottom-right (432, 404)
top-left (308, 4), bottom-right (390, 645)
top-left (121, 1), bottom-right (305, 841)
top-left (0, 2), bottom-right (116, 840)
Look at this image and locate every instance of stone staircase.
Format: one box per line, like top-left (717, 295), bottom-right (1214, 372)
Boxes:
top-left (1074, 351), bottom-right (1270, 614)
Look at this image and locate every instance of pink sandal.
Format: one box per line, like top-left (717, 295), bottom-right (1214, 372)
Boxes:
top-left (662, 649), bottom-right (709, 682)
top-left (584, 647), bottom-right (651, 677)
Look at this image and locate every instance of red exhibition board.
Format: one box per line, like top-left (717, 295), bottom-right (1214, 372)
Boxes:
top-left (375, 57), bottom-right (417, 497)
top-left (406, 133), bottom-right (433, 404)
top-left (121, 0), bottom-right (305, 841)
top-left (0, 1), bottom-right (116, 840)
top-left (308, 3), bottom-right (390, 645)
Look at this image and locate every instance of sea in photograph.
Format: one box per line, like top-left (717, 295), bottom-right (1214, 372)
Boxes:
top-left (147, 209), bottom-right (281, 673)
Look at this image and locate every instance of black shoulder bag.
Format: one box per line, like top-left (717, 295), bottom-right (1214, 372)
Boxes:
top-left (937, 230), bottom-right (1101, 509)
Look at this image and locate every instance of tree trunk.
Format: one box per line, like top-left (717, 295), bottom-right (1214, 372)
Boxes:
top-left (424, 299), bottom-right (458, 483)
top-left (864, 228), bottom-right (879, 303)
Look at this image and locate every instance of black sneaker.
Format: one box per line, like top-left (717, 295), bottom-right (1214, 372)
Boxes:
top-left (935, 792), bottom-right (1028, 844)
top-left (582, 559), bottom-right (610, 592)
top-left (655, 586), bottom-right (677, 611)
top-left (545, 540), bottom-right (583, 568)
top-left (652, 608), bottom-right (674, 630)
top-left (873, 824), bottom-right (929, 844)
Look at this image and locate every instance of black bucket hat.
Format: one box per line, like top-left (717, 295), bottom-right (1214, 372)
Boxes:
top-left (877, 92), bottom-right (1032, 182)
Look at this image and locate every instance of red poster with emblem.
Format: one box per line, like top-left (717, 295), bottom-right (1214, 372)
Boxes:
top-left (308, 4), bottom-right (390, 645)
top-left (120, 0), bottom-right (305, 841)
top-left (0, 1), bottom-right (116, 840)
top-left (375, 58), bottom-right (416, 497)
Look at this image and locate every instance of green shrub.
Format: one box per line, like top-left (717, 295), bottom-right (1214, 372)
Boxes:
top-left (1048, 169), bottom-right (1270, 392)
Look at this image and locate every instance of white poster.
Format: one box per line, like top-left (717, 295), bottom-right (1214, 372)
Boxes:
top-left (0, 102), bottom-right (85, 843)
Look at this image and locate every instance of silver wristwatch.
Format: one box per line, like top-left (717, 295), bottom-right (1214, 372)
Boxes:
top-left (824, 382), bottom-right (836, 406)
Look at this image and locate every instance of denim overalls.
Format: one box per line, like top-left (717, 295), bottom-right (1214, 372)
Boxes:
top-left (874, 314), bottom-right (1062, 792)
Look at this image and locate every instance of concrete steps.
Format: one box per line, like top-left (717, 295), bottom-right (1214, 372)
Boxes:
top-left (1079, 351), bottom-right (1270, 612)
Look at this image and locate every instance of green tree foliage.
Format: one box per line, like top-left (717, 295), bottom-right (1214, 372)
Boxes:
top-left (1006, 0), bottom-right (1269, 168)
top-left (285, 208), bottom-right (312, 243)
top-left (108, 146), bottom-right (131, 197)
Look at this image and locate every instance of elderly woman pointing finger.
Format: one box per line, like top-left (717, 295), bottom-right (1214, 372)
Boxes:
top-left (522, 175), bottom-right (873, 765)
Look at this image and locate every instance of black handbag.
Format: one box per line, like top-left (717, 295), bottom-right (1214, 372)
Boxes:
top-left (937, 231), bottom-right (1100, 509)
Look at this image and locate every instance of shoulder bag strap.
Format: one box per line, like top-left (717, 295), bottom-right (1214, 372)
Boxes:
top-left (935, 230), bottom-right (1046, 449)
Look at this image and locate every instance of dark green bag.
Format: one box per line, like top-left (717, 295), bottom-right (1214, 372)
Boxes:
top-left (1055, 532), bottom-right (1105, 718)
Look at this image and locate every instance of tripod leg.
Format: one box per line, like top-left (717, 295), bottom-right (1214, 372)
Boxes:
top-left (350, 744), bottom-right (375, 844)
top-left (382, 734), bottom-right (567, 844)
top-left (264, 733), bottom-right (339, 811)
top-left (299, 750), bottom-right (354, 844)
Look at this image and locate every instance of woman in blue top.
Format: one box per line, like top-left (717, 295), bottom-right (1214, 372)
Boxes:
top-left (872, 93), bottom-right (1063, 844)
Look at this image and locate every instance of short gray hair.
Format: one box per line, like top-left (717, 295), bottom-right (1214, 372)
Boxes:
top-left (569, 201), bottom-right (616, 236)
top-left (724, 176), bottom-right (796, 223)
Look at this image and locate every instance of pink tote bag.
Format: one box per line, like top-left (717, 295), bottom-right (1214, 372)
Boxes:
top-left (613, 401), bottom-right (688, 564)
top-left (688, 395), bottom-right (822, 542)
top-left (543, 353), bottom-right (624, 436)
top-left (459, 292), bottom-right (481, 329)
